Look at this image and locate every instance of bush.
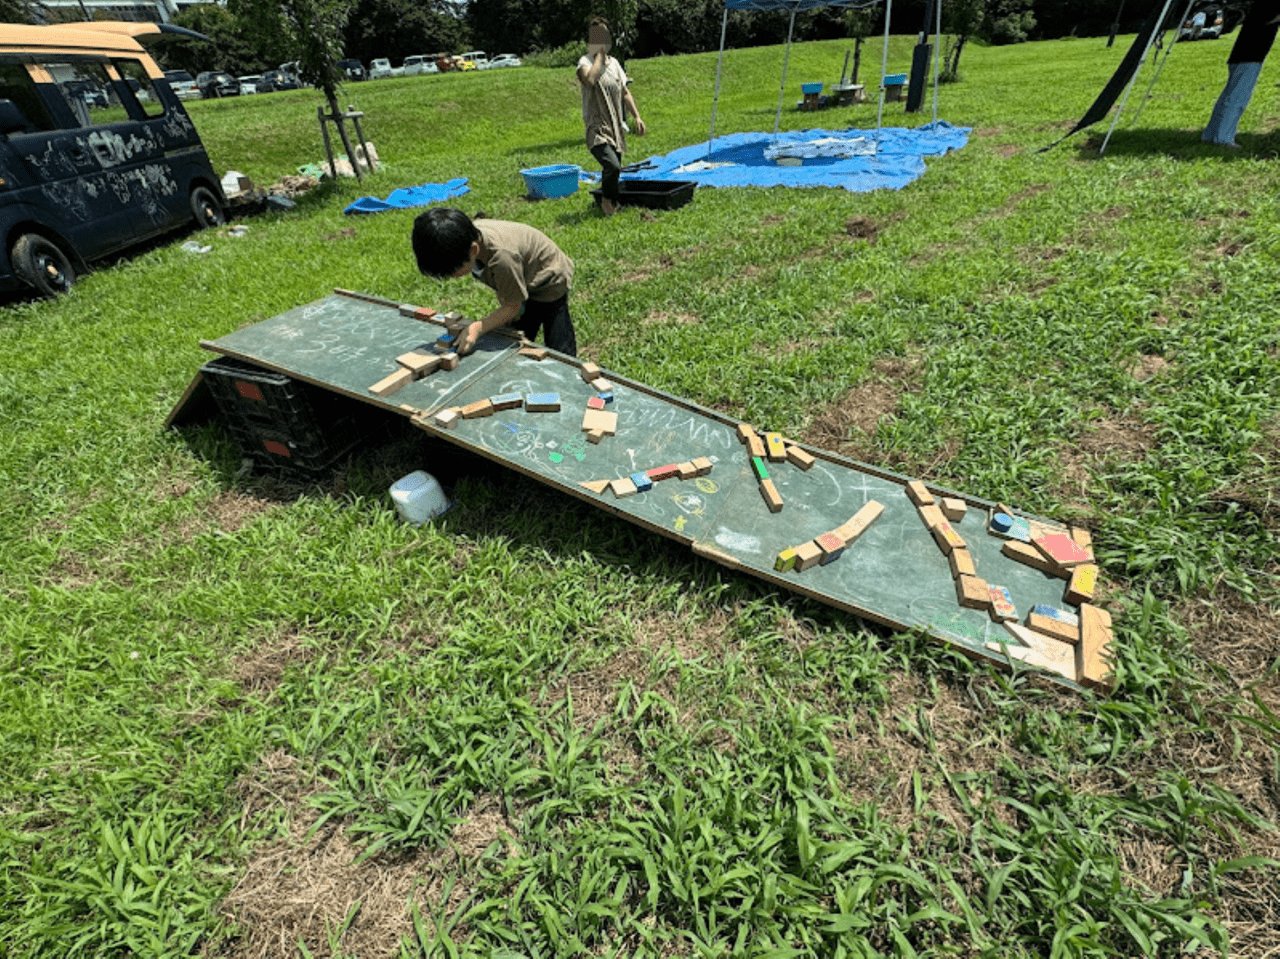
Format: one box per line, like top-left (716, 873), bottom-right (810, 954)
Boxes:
top-left (524, 41), bottom-right (587, 69)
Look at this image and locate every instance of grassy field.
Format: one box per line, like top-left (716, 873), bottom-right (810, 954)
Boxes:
top-left (1, 30), bottom-right (1278, 959)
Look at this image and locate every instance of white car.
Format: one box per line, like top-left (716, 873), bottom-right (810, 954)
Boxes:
top-left (238, 75), bottom-right (262, 95)
top-left (163, 69), bottom-right (200, 100)
top-left (369, 58), bottom-right (402, 79)
top-left (402, 55), bottom-right (439, 76)
top-left (487, 54), bottom-right (522, 69)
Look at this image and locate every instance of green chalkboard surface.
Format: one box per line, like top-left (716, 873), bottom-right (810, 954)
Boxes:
top-left (199, 292), bottom-right (1103, 693)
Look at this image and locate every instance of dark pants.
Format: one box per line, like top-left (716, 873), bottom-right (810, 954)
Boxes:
top-left (590, 142), bottom-right (622, 200)
top-left (514, 295), bottom-right (577, 356)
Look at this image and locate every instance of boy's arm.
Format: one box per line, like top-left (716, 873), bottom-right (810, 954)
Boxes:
top-left (577, 49), bottom-right (607, 86)
top-left (623, 86), bottom-right (646, 135)
top-left (456, 300), bottom-right (521, 355)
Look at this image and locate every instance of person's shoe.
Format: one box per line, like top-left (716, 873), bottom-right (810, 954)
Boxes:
top-left (601, 197), bottom-right (621, 216)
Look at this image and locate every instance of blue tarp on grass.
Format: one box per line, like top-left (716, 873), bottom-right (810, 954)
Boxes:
top-left (624, 122), bottom-right (969, 192)
top-left (344, 177), bottom-right (470, 214)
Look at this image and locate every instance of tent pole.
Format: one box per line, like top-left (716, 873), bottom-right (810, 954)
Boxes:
top-left (876, 0), bottom-right (893, 141)
top-left (708, 5), bottom-right (730, 155)
top-left (1100, 0), bottom-right (1176, 154)
top-left (774, 5), bottom-right (799, 137)
top-left (932, 0), bottom-right (941, 124)
top-left (1129, 0), bottom-right (1195, 126)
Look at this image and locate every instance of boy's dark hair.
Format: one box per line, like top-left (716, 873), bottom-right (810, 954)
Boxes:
top-left (411, 208), bottom-right (480, 278)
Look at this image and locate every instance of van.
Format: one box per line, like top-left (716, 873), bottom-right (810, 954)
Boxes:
top-left (457, 51), bottom-right (487, 71)
top-left (0, 21), bottom-right (226, 296)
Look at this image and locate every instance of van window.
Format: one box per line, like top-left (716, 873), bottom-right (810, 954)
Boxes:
top-left (50, 61), bottom-right (126, 127)
top-left (113, 58), bottom-right (163, 118)
top-left (0, 63), bottom-right (56, 133)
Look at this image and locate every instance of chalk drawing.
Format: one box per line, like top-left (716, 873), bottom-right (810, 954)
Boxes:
top-left (714, 527), bottom-right (762, 554)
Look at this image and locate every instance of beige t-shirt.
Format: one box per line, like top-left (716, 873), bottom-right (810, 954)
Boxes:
top-left (473, 219), bottom-right (574, 305)
top-left (578, 54), bottom-right (629, 153)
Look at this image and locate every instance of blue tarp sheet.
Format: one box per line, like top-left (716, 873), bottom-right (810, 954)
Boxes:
top-left (624, 122), bottom-right (969, 192)
top-left (344, 177), bottom-right (470, 215)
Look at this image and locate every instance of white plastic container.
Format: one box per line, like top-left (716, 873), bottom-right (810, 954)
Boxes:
top-left (389, 470), bottom-right (452, 525)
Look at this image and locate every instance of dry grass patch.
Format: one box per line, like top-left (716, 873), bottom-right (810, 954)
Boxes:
top-left (229, 627), bottom-right (318, 699)
top-left (640, 310), bottom-right (702, 326)
top-left (1129, 353), bottom-right (1171, 381)
top-left (801, 354), bottom-right (923, 461)
top-left (1074, 414), bottom-right (1157, 460)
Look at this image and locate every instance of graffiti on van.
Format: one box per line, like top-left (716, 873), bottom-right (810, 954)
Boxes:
top-left (161, 111), bottom-right (195, 140)
top-left (25, 140), bottom-right (79, 179)
top-left (86, 129), bottom-right (154, 167)
top-left (40, 180), bottom-right (91, 221)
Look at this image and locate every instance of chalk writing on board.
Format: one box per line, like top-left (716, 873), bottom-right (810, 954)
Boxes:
top-left (715, 527), bottom-right (762, 554)
top-left (623, 403), bottom-right (735, 451)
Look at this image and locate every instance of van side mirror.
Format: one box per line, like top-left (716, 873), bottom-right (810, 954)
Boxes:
top-left (0, 99), bottom-right (30, 135)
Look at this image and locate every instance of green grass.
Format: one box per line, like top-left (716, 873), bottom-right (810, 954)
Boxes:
top-left (2, 33), bottom-right (1279, 959)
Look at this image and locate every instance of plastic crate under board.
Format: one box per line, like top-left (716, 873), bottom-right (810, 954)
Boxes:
top-left (201, 356), bottom-right (375, 473)
top-left (590, 179), bottom-right (696, 210)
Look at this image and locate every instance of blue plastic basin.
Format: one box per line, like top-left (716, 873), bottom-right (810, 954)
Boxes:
top-left (520, 164), bottom-right (580, 200)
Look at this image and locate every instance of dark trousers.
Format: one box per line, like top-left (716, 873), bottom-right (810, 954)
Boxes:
top-left (514, 295), bottom-right (577, 356)
top-left (590, 142), bottom-right (622, 200)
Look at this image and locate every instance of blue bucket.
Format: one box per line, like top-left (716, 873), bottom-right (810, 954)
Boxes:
top-left (520, 164), bottom-right (581, 200)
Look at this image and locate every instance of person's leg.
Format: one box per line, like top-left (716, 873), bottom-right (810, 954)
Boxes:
top-left (590, 142), bottom-right (622, 211)
top-left (516, 297), bottom-right (576, 356)
top-left (1203, 61), bottom-right (1263, 145)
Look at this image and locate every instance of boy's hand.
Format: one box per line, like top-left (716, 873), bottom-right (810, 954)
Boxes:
top-left (456, 320), bottom-right (483, 356)
top-left (634, 117), bottom-right (647, 136)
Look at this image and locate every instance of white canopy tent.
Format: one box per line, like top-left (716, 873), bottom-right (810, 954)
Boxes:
top-left (706, 0), bottom-right (945, 152)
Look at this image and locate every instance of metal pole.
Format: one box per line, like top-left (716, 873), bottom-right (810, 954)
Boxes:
top-left (932, 0), bottom-right (941, 123)
top-left (1129, 0), bottom-right (1195, 126)
top-left (708, 5), bottom-right (730, 154)
top-left (1100, 0), bottom-right (1176, 154)
top-left (773, 5), bottom-right (799, 137)
top-left (876, 0), bottom-right (893, 139)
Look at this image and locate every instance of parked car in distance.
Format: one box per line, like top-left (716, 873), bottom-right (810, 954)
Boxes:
top-left (1180, 6), bottom-right (1225, 39)
top-left (369, 58), bottom-right (402, 79)
top-left (336, 58), bottom-right (367, 81)
top-left (261, 68), bottom-right (299, 91)
top-left (457, 50), bottom-right (487, 71)
top-left (196, 70), bottom-right (239, 99)
top-left (486, 54), bottom-right (522, 69)
top-left (237, 74), bottom-right (261, 95)
top-left (164, 69), bottom-right (199, 100)
top-left (65, 78), bottom-right (107, 108)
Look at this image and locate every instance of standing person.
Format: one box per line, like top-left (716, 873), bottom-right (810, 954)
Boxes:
top-left (411, 208), bottom-right (577, 357)
top-left (1202, 0), bottom-right (1280, 147)
top-left (577, 16), bottom-right (646, 216)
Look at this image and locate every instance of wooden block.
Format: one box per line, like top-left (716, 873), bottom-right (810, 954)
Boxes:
top-left (918, 503), bottom-right (946, 530)
top-left (436, 332), bottom-right (457, 348)
top-left (834, 500), bottom-right (884, 546)
top-left (433, 408), bottom-right (459, 430)
top-left (947, 547), bottom-right (975, 579)
top-left (582, 407), bottom-right (618, 435)
top-left (399, 303), bottom-right (437, 319)
top-left (986, 621), bottom-right (1078, 681)
top-left (579, 479), bottom-right (611, 494)
top-left (793, 540), bottom-right (822, 571)
top-left (369, 367), bottom-right (414, 397)
top-left (1069, 527), bottom-right (1094, 555)
top-left (399, 403), bottom-right (418, 413)
top-left (774, 547), bottom-right (798, 573)
top-left (764, 432), bottom-right (787, 462)
top-left (905, 480), bottom-right (934, 507)
top-left (759, 478), bottom-right (783, 513)
top-left (691, 457), bottom-right (713, 476)
top-left (580, 361), bottom-right (602, 382)
top-left (596, 390), bottom-right (614, 404)
top-left (1064, 563), bottom-right (1098, 606)
top-left (956, 574), bottom-right (992, 610)
top-left (814, 531), bottom-right (845, 565)
top-left (941, 497), bottom-right (967, 522)
top-left (747, 432), bottom-right (767, 460)
top-left (586, 429), bottom-right (605, 444)
top-left (489, 392), bottom-right (523, 411)
top-left (397, 350), bottom-right (440, 376)
top-left (1031, 532), bottom-right (1092, 569)
top-left (931, 520), bottom-right (967, 555)
top-left (1076, 603), bottom-right (1114, 692)
top-left (785, 444), bottom-right (816, 471)
top-left (676, 461), bottom-right (698, 480)
top-left (987, 584), bottom-right (1018, 622)
top-left (519, 346), bottom-right (548, 360)
top-left (610, 477), bottom-right (637, 498)
top-left (1026, 605), bottom-right (1080, 645)
top-left (630, 472), bottom-right (654, 492)
top-left (590, 377), bottom-right (613, 392)
top-left (1001, 540), bottom-right (1071, 578)
top-left (736, 423), bottom-right (757, 444)
top-left (587, 396), bottom-right (606, 410)
top-left (989, 512), bottom-right (1033, 542)
top-left (460, 398), bottom-right (494, 419)
top-left (526, 392), bottom-right (561, 412)
top-left (439, 352), bottom-right (460, 370)
top-left (751, 456), bottom-right (769, 481)
top-left (648, 464), bottom-right (679, 482)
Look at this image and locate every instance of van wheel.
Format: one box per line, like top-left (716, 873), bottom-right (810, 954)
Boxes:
top-left (190, 186), bottom-right (225, 229)
top-left (12, 234), bottom-right (75, 297)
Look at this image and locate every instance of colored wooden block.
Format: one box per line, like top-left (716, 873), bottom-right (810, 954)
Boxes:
top-left (369, 367), bottom-right (414, 397)
top-left (759, 478), bottom-right (783, 513)
top-left (579, 479), bottom-right (611, 494)
top-left (519, 346), bottom-right (548, 360)
top-left (905, 480), bottom-right (934, 507)
top-left (794, 540), bottom-right (822, 571)
top-left (947, 547), bottom-right (975, 579)
top-left (590, 377), bottom-right (613, 392)
top-left (986, 622), bottom-right (1078, 681)
top-left (526, 392), bottom-right (561, 412)
top-left (736, 423), bottom-right (757, 444)
top-left (931, 520), bottom-right (967, 555)
top-left (596, 390), bottom-right (614, 404)
top-left (834, 500), bottom-right (885, 546)
top-left (956, 574), bottom-right (992, 610)
top-left (489, 392), bottom-right (523, 411)
top-left (691, 457), bottom-right (714, 476)
top-left (941, 497), bottom-right (967, 522)
top-left (1001, 540), bottom-right (1071, 578)
top-left (677, 462), bottom-right (698, 480)
top-left (987, 584), bottom-right (1018, 622)
top-left (752, 457), bottom-right (770, 481)
top-left (918, 504), bottom-right (946, 530)
top-left (1076, 603), bottom-right (1114, 692)
top-left (580, 361), bottom-right (602, 382)
top-left (587, 396), bottom-right (606, 410)
top-left (1026, 605), bottom-right (1080, 645)
top-left (785, 445), bottom-right (816, 471)
top-left (1069, 526), bottom-right (1094, 555)
top-left (400, 303), bottom-right (436, 319)
top-left (814, 531), bottom-right (845, 565)
top-left (460, 398), bottom-right (495, 419)
top-left (610, 477), bottom-right (637, 498)
top-left (775, 547), bottom-right (798, 573)
top-left (436, 333), bottom-right (457, 347)
top-left (1064, 563), bottom-right (1099, 606)
top-left (764, 432), bottom-right (787, 462)
top-left (990, 514), bottom-right (1032, 542)
top-left (648, 464), bottom-right (680, 482)
top-left (432, 408), bottom-right (459, 429)
top-left (582, 407), bottom-right (618, 435)
top-left (1032, 532), bottom-right (1092, 569)
top-left (586, 429), bottom-right (605, 444)
top-left (747, 433), bottom-right (767, 460)
top-left (630, 472), bottom-right (654, 492)
top-left (439, 352), bottom-right (460, 371)
top-left (988, 511), bottom-right (1014, 534)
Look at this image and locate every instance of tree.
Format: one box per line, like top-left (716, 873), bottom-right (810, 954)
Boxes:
top-left (166, 5), bottom-right (266, 76)
top-left (843, 6), bottom-right (878, 86)
top-left (349, 0), bottom-right (469, 65)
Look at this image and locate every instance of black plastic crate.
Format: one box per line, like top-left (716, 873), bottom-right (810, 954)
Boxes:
top-left (591, 179), bottom-right (697, 210)
top-left (201, 356), bottom-right (373, 473)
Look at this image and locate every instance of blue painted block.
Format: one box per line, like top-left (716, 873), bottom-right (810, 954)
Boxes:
top-left (596, 390), bottom-right (614, 404)
top-left (1030, 604), bottom-right (1079, 626)
top-left (630, 472), bottom-right (653, 492)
